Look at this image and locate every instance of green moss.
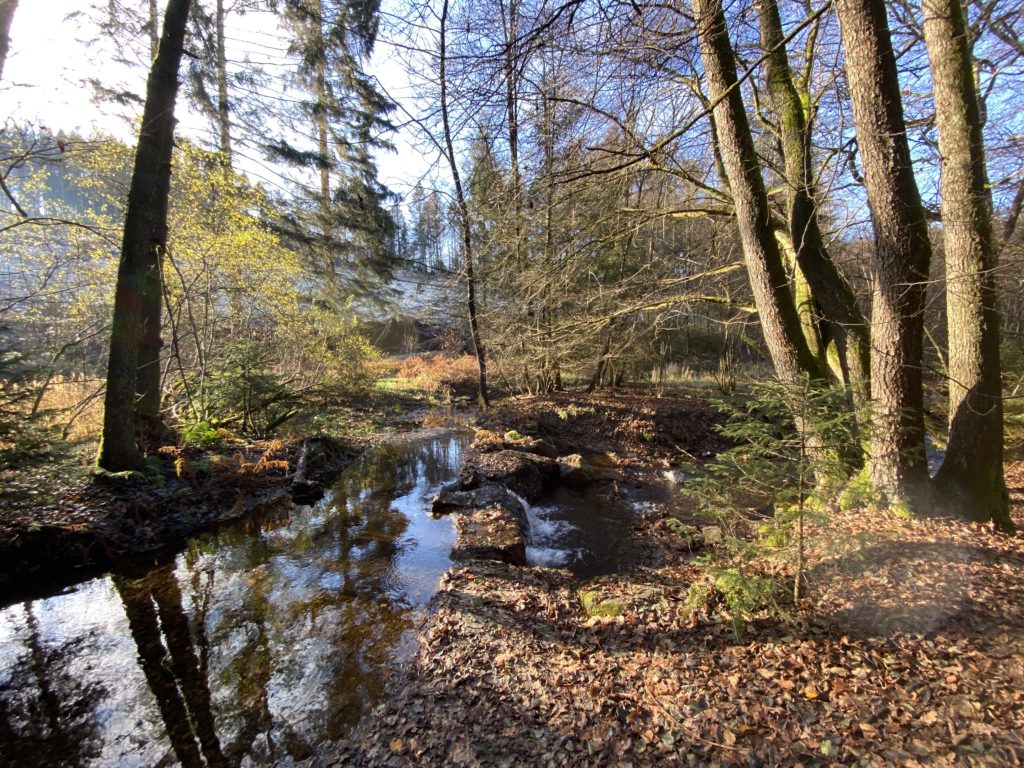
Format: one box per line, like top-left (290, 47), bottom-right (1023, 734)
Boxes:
top-left (838, 465), bottom-right (881, 512)
top-left (889, 495), bottom-right (915, 520)
top-left (91, 468), bottom-right (146, 483)
top-left (579, 589), bottom-right (623, 618)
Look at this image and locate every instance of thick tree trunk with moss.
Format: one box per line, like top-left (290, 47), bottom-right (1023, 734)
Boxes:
top-left (98, 0), bottom-right (191, 471)
top-left (756, 0), bottom-right (871, 413)
top-left (692, 0), bottom-right (823, 384)
top-left (923, 0), bottom-right (1009, 528)
top-left (834, 0), bottom-right (931, 512)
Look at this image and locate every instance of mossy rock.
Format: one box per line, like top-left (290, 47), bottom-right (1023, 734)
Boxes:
top-left (579, 589), bottom-right (623, 618)
top-left (558, 454), bottom-right (594, 486)
top-left (91, 468), bottom-right (146, 484)
top-left (472, 450), bottom-right (544, 502)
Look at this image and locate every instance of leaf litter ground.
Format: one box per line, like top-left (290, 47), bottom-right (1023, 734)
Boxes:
top-left (326, 391), bottom-right (1024, 767)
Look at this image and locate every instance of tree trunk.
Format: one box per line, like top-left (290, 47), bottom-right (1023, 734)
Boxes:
top-left (834, 0), bottom-right (931, 512)
top-left (924, 0), bottom-right (1009, 528)
top-left (149, 0), bottom-right (159, 61)
top-left (98, 0), bottom-right (192, 471)
top-left (756, 0), bottom-right (872, 414)
top-left (440, 0), bottom-right (489, 408)
top-left (692, 0), bottom-right (823, 384)
top-left (215, 0), bottom-right (232, 163)
top-left (500, 0), bottom-right (523, 268)
top-left (0, 0), bottom-right (18, 84)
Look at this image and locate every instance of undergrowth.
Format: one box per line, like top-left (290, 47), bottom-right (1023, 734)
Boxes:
top-left (683, 376), bottom-right (859, 632)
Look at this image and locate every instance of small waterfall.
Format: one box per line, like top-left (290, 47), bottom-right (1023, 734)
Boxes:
top-left (509, 491), bottom-right (580, 568)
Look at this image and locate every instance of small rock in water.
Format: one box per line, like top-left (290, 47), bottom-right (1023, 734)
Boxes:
top-left (557, 454), bottom-right (594, 487)
top-left (662, 468), bottom-right (691, 484)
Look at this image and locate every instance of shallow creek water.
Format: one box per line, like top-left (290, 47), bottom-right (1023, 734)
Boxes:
top-left (0, 431), bottom-right (646, 767)
top-left (0, 431), bottom-right (470, 767)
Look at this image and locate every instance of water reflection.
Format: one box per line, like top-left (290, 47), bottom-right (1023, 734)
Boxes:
top-left (0, 431), bottom-right (468, 767)
top-left (0, 602), bottom-right (105, 767)
top-left (114, 568), bottom-right (226, 767)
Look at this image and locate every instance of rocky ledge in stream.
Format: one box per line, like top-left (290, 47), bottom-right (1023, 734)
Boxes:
top-left (431, 429), bottom-right (608, 567)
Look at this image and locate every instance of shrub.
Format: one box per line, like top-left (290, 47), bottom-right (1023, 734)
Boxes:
top-left (180, 421), bottom-right (231, 448)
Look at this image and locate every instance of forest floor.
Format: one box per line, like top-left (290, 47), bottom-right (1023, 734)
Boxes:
top-left (329, 388), bottom-right (1024, 767)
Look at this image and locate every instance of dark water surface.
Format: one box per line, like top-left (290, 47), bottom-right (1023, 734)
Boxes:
top-left (0, 431), bottom-right (469, 767)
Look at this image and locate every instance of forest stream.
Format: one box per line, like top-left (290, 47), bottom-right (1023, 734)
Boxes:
top-left (0, 428), bottom-right (642, 767)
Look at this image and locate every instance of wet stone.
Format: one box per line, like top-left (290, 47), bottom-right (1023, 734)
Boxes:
top-left (431, 482), bottom-right (527, 522)
top-left (557, 454), bottom-right (594, 487)
top-left (452, 507), bottom-right (526, 565)
top-left (470, 450), bottom-right (544, 502)
top-left (662, 468), bottom-right (692, 484)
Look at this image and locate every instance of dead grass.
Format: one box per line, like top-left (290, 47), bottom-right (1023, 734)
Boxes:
top-left (396, 354), bottom-right (480, 399)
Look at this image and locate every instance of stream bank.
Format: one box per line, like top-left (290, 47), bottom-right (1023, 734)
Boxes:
top-left (0, 436), bottom-right (359, 606)
top-left (330, 391), bottom-right (1024, 768)
top-left (0, 430), bottom-right (474, 766)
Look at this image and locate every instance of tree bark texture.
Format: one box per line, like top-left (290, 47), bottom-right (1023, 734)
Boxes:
top-left (756, 0), bottom-right (872, 413)
top-left (149, 0), bottom-right (160, 60)
top-left (834, 0), bottom-right (931, 511)
top-left (923, 0), bottom-right (1009, 527)
top-left (692, 0), bottom-right (823, 385)
top-left (99, 0), bottom-right (191, 471)
top-left (441, 0), bottom-right (490, 408)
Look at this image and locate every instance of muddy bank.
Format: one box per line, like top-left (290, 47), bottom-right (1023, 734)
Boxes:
top-left (0, 436), bottom-right (357, 605)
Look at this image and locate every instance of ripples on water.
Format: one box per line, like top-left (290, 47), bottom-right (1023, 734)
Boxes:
top-left (0, 432), bottom-right (469, 767)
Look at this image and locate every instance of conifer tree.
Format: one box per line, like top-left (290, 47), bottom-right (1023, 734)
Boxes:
top-left (267, 0), bottom-right (397, 303)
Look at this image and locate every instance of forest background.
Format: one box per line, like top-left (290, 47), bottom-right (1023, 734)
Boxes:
top-left (1, 0), bottom-right (1023, 526)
